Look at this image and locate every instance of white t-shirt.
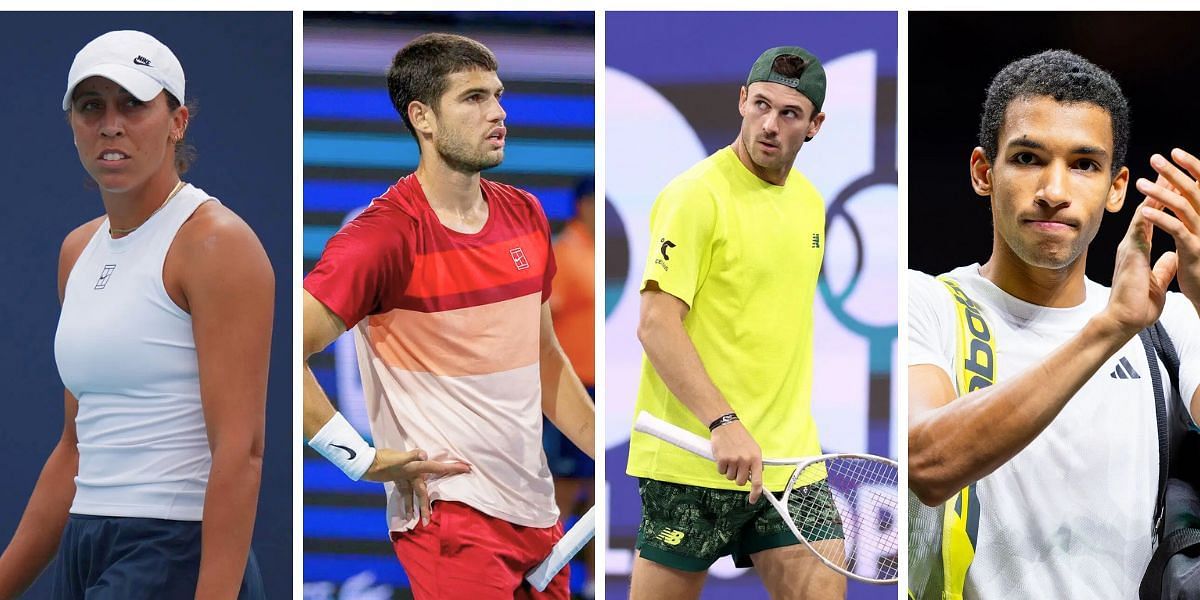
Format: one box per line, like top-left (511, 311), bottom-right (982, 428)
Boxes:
top-left (909, 264), bottom-right (1200, 599)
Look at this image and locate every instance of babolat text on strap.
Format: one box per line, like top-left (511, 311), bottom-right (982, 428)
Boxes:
top-left (308, 411), bottom-right (377, 481)
top-left (940, 277), bottom-right (997, 393)
top-left (908, 276), bottom-right (995, 600)
top-left (938, 276), bottom-right (993, 597)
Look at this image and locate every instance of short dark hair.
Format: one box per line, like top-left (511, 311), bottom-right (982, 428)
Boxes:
top-left (387, 33), bottom-right (498, 138)
top-left (979, 50), bottom-right (1130, 174)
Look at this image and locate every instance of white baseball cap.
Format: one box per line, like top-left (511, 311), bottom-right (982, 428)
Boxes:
top-left (63, 30), bottom-right (185, 111)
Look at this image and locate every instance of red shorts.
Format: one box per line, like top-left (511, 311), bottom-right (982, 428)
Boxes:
top-left (392, 501), bottom-right (569, 600)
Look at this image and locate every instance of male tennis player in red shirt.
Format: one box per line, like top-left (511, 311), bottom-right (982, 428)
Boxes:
top-left (301, 33), bottom-right (595, 600)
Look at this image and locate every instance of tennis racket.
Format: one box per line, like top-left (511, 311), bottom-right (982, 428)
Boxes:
top-left (634, 412), bottom-right (899, 584)
top-left (525, 505), bottom-right (595, 591)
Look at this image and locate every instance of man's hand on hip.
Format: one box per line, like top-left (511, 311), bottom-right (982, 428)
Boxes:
top-left (364, 449), bottom-right (471, 526)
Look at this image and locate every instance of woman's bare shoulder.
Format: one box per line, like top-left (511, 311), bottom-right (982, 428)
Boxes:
top-left (58, 215), bottom-right (107, 299)
top-left (169, 200), bottom-right (272, 293)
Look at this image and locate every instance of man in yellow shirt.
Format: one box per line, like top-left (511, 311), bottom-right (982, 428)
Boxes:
top-left (627, 46), bottom-right (840, 599)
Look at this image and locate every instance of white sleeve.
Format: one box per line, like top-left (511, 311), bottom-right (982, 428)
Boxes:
top-left (908, 269), bottom-right (956, 383)
top-left (1161, 292), bottom-right (1200, 415)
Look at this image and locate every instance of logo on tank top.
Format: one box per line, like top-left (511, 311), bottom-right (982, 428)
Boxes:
top-left (94, 264), bottom-right (116, 290)
top-left (510, 247), bottom-right (530, 271)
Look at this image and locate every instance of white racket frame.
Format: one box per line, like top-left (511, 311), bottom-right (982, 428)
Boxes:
top-left (524, 505), bottom-right (596, 591)
top-left (634, 411), bottom-right (899, 585)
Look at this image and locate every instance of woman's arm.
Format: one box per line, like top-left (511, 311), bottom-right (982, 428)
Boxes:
top-left (169, 203), bottom-right (273, 600)
top-left (0, 391), bottom-right (80, 599)
top-left (0, 219), bottom-right (102, 598)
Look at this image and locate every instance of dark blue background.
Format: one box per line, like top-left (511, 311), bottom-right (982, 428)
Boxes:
top-left (605, 12), bottom-right (898, 81)
top-left (0, 12), bottom-right (292, 597)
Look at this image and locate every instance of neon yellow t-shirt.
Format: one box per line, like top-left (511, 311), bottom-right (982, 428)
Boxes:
top-left (626, 145), bottom-right (826, 491)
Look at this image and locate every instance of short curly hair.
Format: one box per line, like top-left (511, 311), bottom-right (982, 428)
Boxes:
top-left (979, 50), bottom-right (1130, 174)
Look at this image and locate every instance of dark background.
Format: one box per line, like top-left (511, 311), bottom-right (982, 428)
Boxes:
top-left (910, 11), bottom-right (1200, 286)
top-left (0, 12), bottom-right (292, 597)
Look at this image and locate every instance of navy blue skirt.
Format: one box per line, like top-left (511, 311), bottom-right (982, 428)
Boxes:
top-left (53, 514), bottom-right (265, 599)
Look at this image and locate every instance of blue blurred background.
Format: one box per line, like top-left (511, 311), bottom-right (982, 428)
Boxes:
top-left (303, 12), bottom-right (595, 600)
top-left (604, 12), bottom-right (898, 599)
top-left (0, 12), bottom-right (292, 598)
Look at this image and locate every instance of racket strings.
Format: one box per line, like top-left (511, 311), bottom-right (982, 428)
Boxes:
top-left (908, 492), bottom-right (945, 599)
top-left (791, 457), bottom-right (899, 582)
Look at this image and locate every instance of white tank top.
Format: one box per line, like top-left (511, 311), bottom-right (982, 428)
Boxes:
top-left (55, 184), bottom-right (215, 521)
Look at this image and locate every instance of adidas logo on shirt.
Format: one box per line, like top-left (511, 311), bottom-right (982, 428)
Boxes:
top-left (1109, 356), bottom-right (1140, 379)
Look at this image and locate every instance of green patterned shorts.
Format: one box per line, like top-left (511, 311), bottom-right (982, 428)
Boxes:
top-left (635, 477), bottom-right (844, 571)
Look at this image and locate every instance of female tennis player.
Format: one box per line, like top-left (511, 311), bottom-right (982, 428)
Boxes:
top-left (0, 30), bottom-right (271, 599)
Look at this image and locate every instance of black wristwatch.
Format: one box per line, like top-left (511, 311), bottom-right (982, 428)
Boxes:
top-left (708, 412), bottom-right (739, 431)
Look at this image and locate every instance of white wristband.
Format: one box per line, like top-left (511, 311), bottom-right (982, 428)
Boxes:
top-left (308, 412), bottom-right (377, 481)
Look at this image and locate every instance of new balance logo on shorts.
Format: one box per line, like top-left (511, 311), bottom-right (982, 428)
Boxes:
top-left (1109, 356), bottom-right (1141, 379)
top-left (655, 528), bottom-right (685, 546)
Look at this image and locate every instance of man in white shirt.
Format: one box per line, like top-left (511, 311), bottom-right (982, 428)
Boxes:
top-left (908, 50), bottom-right (1200, 599)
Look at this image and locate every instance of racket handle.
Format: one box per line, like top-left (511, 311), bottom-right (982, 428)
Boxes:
top-left (525, 506), bottom-right (596, 591)
top-left (633, 412), bottom-right (715, 460)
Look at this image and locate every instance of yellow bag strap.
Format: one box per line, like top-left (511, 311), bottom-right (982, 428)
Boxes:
top-left (936, 276), bottom-right (996, 599)
top-left (939, 276), bottom-right (998, 393)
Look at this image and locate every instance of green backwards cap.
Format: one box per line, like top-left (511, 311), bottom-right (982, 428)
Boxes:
top-left (746, 46), bottom-right (826, 113)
